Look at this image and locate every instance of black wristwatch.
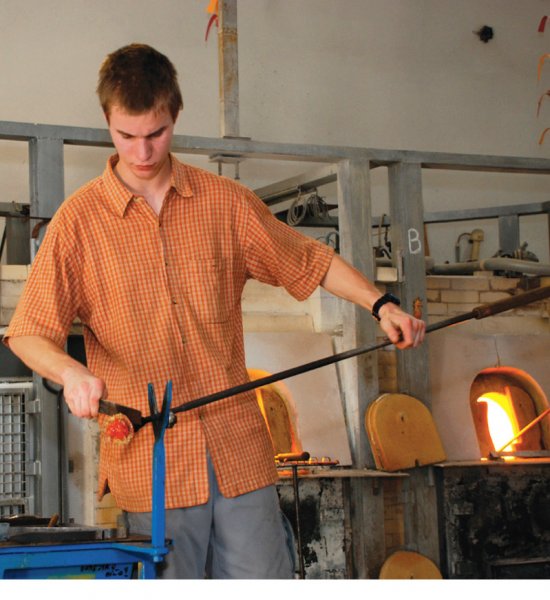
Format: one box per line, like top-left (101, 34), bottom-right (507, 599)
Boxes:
top-left (371, 293), bottom-right (401, 321)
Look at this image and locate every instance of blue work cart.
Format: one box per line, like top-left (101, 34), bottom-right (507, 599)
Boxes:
top-left (0, 382), bottom-right (172, 579)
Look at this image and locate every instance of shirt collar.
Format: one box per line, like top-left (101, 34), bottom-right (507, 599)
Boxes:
top-left (102, 153), bottom-right (194, 218)
top-left (170, 156), bottom-right (194, 199)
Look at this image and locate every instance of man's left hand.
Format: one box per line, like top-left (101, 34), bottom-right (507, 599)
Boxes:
top-left (378, 302), bottom-right (426, 349)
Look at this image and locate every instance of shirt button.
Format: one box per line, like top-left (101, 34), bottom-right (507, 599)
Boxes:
top-left (172, 298), bottom-right (178, 304)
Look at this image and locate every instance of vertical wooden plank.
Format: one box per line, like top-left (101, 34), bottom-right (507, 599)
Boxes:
top-left (29, 136), bottom-right (65, 221)
top-left (338, 159), bottom-right (388, 578)
top-left (28, 135), bottom-right (66, 518)
top-left (336, 158), bottom-right (379, 469)
top-left (403, 468), bottom-right (440, 566)
top-left (218, 0), bottom-right (240, 138)
top-left (388, 162), bottom-right (439, 565)
top-left (387, 161), bottom-right (430, 404)
top-left (342, 477), bottom-right (387, 578)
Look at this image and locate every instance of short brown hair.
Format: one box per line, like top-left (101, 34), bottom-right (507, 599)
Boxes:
top-left (97, 43), bottom-right (183, 121)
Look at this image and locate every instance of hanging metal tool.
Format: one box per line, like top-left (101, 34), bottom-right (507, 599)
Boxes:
top-left (148, 381), bottom-right (172, 553)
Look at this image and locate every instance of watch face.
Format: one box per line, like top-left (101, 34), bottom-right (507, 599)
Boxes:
top-left (388, 293), bottom-right (400, 305)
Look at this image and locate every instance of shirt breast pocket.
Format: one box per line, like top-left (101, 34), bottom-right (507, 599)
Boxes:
top-left (181, 258), bottom-right (233, 324)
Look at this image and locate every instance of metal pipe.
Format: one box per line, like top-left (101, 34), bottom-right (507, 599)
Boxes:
top-left (495, 407), bottom-right (550, 454)
top-left (429, 257), bottom-right (550, 276)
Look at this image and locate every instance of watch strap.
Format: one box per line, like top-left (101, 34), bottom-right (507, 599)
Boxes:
top-left (372, 293), bottom-right (401, 321)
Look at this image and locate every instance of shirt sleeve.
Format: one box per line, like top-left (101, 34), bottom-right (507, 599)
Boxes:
top-left (242, 189), bottom-right (335, 301)
top-left (3, 218), bottom-right (82, 348)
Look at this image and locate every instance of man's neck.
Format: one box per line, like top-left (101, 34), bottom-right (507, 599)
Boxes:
top-left (114, 157), bottom-right (172, 215)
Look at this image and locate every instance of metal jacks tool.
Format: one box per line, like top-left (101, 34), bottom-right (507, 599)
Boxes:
top-left (148, 381), bottom-right (172, 553)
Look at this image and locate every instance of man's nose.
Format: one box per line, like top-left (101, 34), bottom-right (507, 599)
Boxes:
top-left (136, 138), bottom-right (152, 161)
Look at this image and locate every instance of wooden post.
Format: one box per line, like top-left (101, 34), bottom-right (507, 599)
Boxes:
top-left (342, 477), bottom-right (387, 578)
top-left (29, 136), bottom-right (64, 223)
top-left (337, 158), bottom-right (379, 468)
top-left (28, 134), bottom-right (66, 519)
top-left (218, 0), bottom-right (240, 138)
top-left (387, 161), bottom-right (439, 565)
top-left (387, 161), bottom-right (430, 404)
top-left (338, 159), bottom-right (388, 578)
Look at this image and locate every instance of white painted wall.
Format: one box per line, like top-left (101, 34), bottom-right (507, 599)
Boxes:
top-left (1, 0), bottom-right (550, 261)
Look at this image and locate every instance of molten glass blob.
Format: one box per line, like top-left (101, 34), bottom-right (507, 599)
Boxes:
top-left (103, 413), bottom-right (134, 445)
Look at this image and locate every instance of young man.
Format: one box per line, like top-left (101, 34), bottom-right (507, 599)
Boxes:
top-left (4, 44), bottom-right (425, 578)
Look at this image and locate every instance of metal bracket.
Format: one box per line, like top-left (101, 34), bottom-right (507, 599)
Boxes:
top-left (209, 152), bottom-right (245, 179)
top-left (395, 249), bottom-right (405, 282)
top-left (25, 398), bottom-right (41, 414)
top-left (427, 465), bottom-right (435, 487)
top-left (25, 460), bottom-right (41, 476)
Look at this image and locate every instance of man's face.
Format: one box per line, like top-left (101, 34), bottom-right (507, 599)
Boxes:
top-left (106, 104), bottom-right (176, 187)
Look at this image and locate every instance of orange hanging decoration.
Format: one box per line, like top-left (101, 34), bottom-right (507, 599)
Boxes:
top-left (537, 53), bottom-right (550, 81)
top-left (538, 127), bottom-right (550, 145)
top-left (537, 91), bottom-right (550, 117)
top-left (205, 0), bottom-right (219, 42)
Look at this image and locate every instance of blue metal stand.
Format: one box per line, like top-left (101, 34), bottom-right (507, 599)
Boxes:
top-left (0, 382), bottom-right (172, 579)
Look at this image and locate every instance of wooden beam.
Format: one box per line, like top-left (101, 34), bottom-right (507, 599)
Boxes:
top-left (337, 159), bottom-right (388, 579)
top-left (337, 158), bottom-right (378, 468)
top-left (387, 162), bottom-right (430, 403)
top-left (387, 162), bottom-right (439, 566)
top-left (218, 0), bottom-right (240, 138)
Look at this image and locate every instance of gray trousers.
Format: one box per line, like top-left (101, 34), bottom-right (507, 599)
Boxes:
top-left (126, 456), bottom-right (295, 579)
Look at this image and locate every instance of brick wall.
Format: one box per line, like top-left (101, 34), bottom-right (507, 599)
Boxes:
top-left (427, 274), bottom-right (526, 317)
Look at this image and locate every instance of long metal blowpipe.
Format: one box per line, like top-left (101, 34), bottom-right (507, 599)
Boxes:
top-left (97, 285), bottom-right (550, 430)
top-left (170, 284), bottom-right (550, 417)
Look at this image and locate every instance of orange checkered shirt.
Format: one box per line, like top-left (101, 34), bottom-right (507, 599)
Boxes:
top-left (5, 155), bottom-right (334, 512)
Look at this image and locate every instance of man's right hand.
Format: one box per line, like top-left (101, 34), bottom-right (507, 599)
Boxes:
top-left (60, 363), bottom-right (107, 419)
top-left (6, 335), bottom-right (107, 420)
